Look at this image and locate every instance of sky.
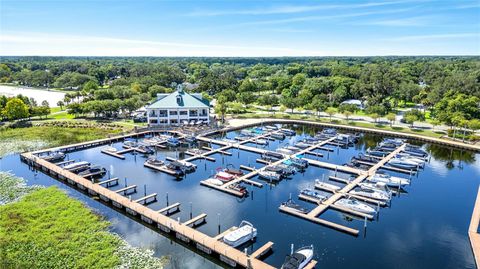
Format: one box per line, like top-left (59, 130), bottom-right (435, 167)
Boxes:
top-left (0, 0), bottom-right (479, 56)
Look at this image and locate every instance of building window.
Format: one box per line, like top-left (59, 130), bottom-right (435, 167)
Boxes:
top-left (149, 110), bottom-right (157, 117)
top-left (200, 109), bottom-right (207, 116)
top-left (189, 110), bottom-right (198, 116)
top-left (180, 110), bottom-right (188, 115)
top-left (149, 119), bottom-right (158, 124)
top-left (159, 110), bottom-right (168, 117)
top-left (170, 119), bottom-right (178, 124)
top-left (159, 119), bottom-right (168, 124)
top-left (170, 110), bottom-right (178, 116)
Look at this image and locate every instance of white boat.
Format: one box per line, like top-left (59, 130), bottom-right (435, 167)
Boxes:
top-left (265, 125), bottom-right (279, 130)
top-left (285, 146), bottom-right (301, 152)
top-left (368, 173), bottom-right (410, 188)
top-left (253, 138), bottom-right (268, 145)
top-left (222, 221), bottom-right (257, 247)
top-left (394, 153), bottom-right (425, 166)
top-left (388, 157), bottom-right (420, 170)
top-left (335, 198), bottom-right (377, 214)
top-left (204, 178), bottom-right (224, 186)
top-left (314, 179), bottom-right (341, 192)
top-left (277, 148), bottom-right (295, 155)
top-left (294, 142), bottom-right (311, 149)
top-left (350, 187), bottom-right (390, 201)
top-left (258, 170), bottom-right (281, 181)
top-left (64, 161), bottom-right (90, 170)
top-left (176, 160), bottom-right (197, 171)
top-left (358, 182), bottom-right (392, 195)
top-left (281, 245), bottom-right (314, 269)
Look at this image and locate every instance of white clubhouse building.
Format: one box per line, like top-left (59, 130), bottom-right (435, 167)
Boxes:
top-left (146, 85), bottom-right (210, 126)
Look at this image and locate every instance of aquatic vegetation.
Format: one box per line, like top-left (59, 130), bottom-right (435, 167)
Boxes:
top-left (0, 139), bottom-right (47, 157)
top-left (0, 172), bottom-right (42, 205)
top-left (0, 183), bottom-right (168, 269)
top-left (0, 126), bottom-right (123, 157)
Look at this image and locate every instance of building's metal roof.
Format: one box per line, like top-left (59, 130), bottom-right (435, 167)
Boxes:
top-left (147, 90), bottom-right (209, 109)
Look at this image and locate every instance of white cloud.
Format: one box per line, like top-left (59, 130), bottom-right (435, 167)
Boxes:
top-left (0, 32), bottom-right (325, 57)
top-left (187, 0), bottom-right (419, 16)
top-left (387, 33), bottom-right (479, 41)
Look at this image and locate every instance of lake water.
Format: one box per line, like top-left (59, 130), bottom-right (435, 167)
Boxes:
top-left (0, 85), bottom-right (65, 106)
top-left (2, 124), bottom-right (479, 269)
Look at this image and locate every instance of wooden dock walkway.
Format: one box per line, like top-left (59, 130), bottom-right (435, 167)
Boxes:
top-left (21, 152), bottom-right (281, 269)
top-left (469, 186), bottom-right (480, 267)
top-left (158, 202), bottom-right (181, 215)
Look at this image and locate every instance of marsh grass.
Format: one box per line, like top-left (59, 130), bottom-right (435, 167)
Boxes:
top-left (0, 176), bottom-right (168, 269)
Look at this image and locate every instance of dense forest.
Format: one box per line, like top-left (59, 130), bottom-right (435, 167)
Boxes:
top-left (0, 56), bottom-right (479, 130)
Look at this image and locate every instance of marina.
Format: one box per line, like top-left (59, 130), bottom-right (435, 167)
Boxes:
top-left (13, 122), bottom-right (480, 269)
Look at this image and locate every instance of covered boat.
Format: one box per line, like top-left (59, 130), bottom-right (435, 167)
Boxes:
top-left (102, 146), bottom-right (117, 153)
top-left (204, 178), bottom-right (224, 186)
top-left (258, 170), bottom-right (281, 182)
top-left (40, 152), bottom-right (66, 162)
top-left (222, 221), bottom-right (257, 247)
top-left (166, 137), bottom-right (181, 147)
top-left (64, 161), bottom-right (90, 171)
top-left (223, 164), bottom-right (244, 176)
top-left (78, 166), bottom-right (106, 178)
top-left (300, 189), bottom-right (327, 201)
top-left (281, 245), bottom-right (314, 269)
top-left (281, 199), bottom-right (308, 214)
top-left (350, 187), bottom-right (390, 201)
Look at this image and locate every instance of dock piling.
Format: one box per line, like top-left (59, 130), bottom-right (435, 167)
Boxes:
top-left (190, 202), bottom-right (193, 219)
top-left (166, 192), bottom-right (169, 206)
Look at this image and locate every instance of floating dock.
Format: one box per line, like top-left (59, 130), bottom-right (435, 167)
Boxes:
top-left (21, 153), bottom-right (288, 269)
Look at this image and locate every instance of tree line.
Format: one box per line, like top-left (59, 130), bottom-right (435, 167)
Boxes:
top-left (0, 56), bottom-right (479, 131)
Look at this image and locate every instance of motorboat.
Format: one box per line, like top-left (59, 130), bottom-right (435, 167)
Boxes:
top-left (350, 187), bottom-right (390, 201)
top-left (40, 152), bottom-right (66, 162)
top-left (252, 138), bottom-right (268, 145)
top-left (222, 221), bottom-right (257, 247)
top-left (271, 132), bottom-right (285, 140)
top-left (63, 161), bottom-right (90, 171)
top-left (335, 197), bottom-right (377, 214)
top-left (280, 199), bottom-right (308, 214)
top-left (224, 165), bottom-right (244, 176)
top-left (145, 157), bottom-right (164, 166)
top-left (314, 179), bottom-right (341, 192)
top-left (388, 157), bottom-right (420, 170)
top-left (322, 128), bottom-right (337, 136)
top-left (184, 135), bottom-right (197, 144)
top-left (264, 125), bottom-right (279, 130)
top-left (368, 172), bottom-right (410, 188)
top-left (404, 145), bottom-right (429, 158)
top-left (277, 148), bottom-right (295, 155)
top-left (300, 188), bottom-right (327, 201)
top-left (285, 145), bottom-right (301, 152)
top-left (166, 137), bottom-right (181, 147)
top-left (290, 157), bottom-right (308, 169)
top-left (204, 178), bottom-right (224, 186)
top-left (78, 166), bottom-right (106, 178)
top-left (277, 163), bottom-right (297, 175)
top-left (215, 171), bottom-right (236, 182)
top-left (366, 148), bottom-right (387, 157)
top-left (258, 170), bottom-right (281, 182)
top-left (262, 151), bottom-right (284, 160)
top-left (102, 146), bottom-right (117, 153)
top-left (280, 128), bottom-right (296, 136)
top-left (358, 182), bottom-right (392, 196)
top-left (394, 153), bottom-right (425, 166)
top-left (137, 145), bottom-right (154, 154)
top-left (228, 183), bottom-right (248, 195)
top-left (240, 130), bottom-right (254, 137)
top-left (382, 138), bottom-right (404, 146)
top-left (166, 161), bottom-right (186, 176)
top-left (281, 245), bottom-right (314, 269)
top-left (294, 142), bottom-right (311, 149)
top-left (175, 160), bottom-right (197, 171)
top-left (123, 140), bottom-right (137, 148)
top-left (265, 165), bottom-right (287, 177)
